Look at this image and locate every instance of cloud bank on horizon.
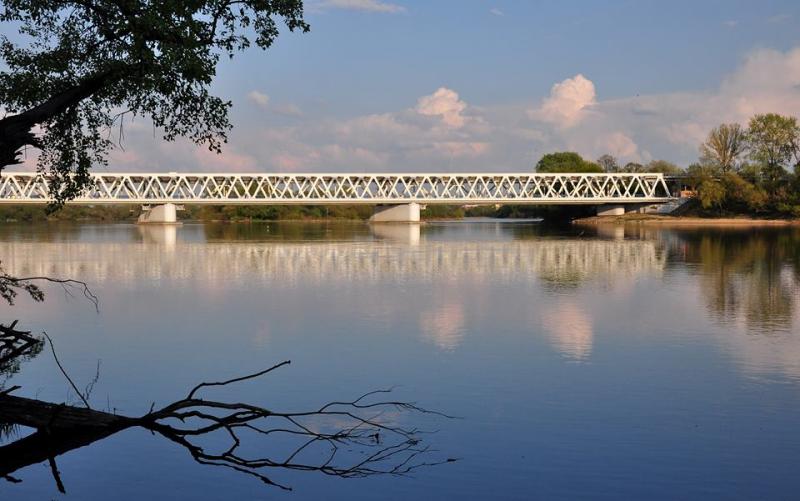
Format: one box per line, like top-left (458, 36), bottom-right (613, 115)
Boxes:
top-left (95, 44), bottom-right (799, 174)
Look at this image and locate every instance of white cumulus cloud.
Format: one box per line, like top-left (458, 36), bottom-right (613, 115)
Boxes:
top-left (318, 0), bottom-right (405, 13)
top-left (595, 132), bottom-right (639, 160)
top-left (531, 74), bottom-right (596, 128)
top-left (415, 87), bottom-right (468, 128)
top-left (246, 90), bottom-right (270, 108)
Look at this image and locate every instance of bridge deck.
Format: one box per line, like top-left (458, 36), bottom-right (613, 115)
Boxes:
top-left (0, 172), bottom-right (673, 205)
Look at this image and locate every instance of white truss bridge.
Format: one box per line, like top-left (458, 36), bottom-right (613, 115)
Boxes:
top-left (0, 172), bottom-right (672, 205)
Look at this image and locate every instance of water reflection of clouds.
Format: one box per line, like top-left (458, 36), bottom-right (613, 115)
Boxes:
top-left (252, 320), bottom-right (271, 348)
top-left (419, 303), bottom-right (466, 351)
top-left (540, 300), bottom-right (594, 362)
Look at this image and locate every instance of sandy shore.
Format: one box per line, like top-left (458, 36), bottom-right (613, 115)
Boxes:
top-left (573, 214), bottom-right (800, 227)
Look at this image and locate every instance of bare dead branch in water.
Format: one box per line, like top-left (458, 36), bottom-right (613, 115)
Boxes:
top-left (42, 331), bottom-right (91, 409)
top-left (0, 357), bottom-right (457, 493)
top-left (47, 457), bottom-right (66, 494)
top-left (84, 360), bottom-right (102, 403)
top-left (186, 360), bottom-right (291, 399)
top-left (142, 362), bottom-right (456, 491)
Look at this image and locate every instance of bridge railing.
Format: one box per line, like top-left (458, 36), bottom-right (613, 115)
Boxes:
top-left (0, 172), bottom-right (673, 204)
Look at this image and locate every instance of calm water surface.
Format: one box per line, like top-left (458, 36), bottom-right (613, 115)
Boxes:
top-left (1, 220), bottom-right (800, 500)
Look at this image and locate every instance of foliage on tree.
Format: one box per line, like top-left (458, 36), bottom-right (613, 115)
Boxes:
top-left (700, 123), bottom-right (747, 173)
top-left (687, 163), bottom-right (725, 209)
top-left (623, 161), bottom-right (645, 172)
top-left (596, 154), bottom-right (619, 172)
top-left (0, 0), bottom-right (309, 206)
top-left (645, 159), bottom-right (683, 174)
top-left (746, 113), bottom-right (800, 170)
top-left (688, 114), bottom-right (800, 216)
top-left (535, 152), bottom-right (603, 173)
top-left (721, 172), bottom-right (768, 211)
top-left (596, 156), bottom-right (682, 175)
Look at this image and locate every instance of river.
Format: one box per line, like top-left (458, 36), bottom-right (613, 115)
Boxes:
top-left (1, 220), bottom-right (799, 500)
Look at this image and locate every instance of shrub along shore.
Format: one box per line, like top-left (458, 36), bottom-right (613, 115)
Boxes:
top-left (0, 204), bottom-right (468, 222)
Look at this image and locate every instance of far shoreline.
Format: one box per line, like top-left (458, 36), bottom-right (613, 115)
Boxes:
top-left (573, 213), bottom-right (800, 227)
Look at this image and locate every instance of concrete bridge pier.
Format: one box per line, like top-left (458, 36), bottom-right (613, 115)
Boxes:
top-left (595, 203), bottom-right (650, 216)
top-left (369, 203), bottom-right (421, 223)
top-left (137, 203), bottom-right (179, 224)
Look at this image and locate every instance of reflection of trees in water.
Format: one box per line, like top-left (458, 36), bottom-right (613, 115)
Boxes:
top-left (672, 228), bottom-right (800, 332)
top-left (0, 223), bottom-right (83, 243)
top-left (202, 221), bottom-right (372, 242)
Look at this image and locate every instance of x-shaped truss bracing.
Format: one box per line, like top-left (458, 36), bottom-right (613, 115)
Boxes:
top-left (0, 173), bottom-right (673, 205)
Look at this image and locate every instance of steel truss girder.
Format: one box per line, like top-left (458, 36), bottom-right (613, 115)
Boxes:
top-left (0, 172), bottom-right (673, 205)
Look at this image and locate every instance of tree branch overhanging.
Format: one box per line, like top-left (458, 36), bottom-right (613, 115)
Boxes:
top-left (0, 263), bottom-right (99, 308)
top-left (0, 0), bottom-right (310, 205)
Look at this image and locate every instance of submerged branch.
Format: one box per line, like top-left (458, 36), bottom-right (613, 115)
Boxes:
top-left (42, 331), bottom-right (91, 409)
top-left (0, 358), bottom-right (455, 492)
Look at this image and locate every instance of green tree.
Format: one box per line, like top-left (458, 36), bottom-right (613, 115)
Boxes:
top-left (645, 159), bottom-right (683, 174)
top-left (622, 161), bottom-right (645, 172)
top-left (700, 123), bottom-right (747, 173)
top-left (738, 162), bottom-right (762, 184)
top-left (0, 1), bottom-right (308, 205)
top-left (721, 172), bottom-right (767, 212)
top-left (535, 152), bottom-right (603, 173)
top-left (746, 113), bottom-right (799, 172)
top-left (596, 154), bottom-right (619, 172)
top-left (687, 163), bottom-right (724, 210)
top-left (696, 179), bottom-right (726, 209)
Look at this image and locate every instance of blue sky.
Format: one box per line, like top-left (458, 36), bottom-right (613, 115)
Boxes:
top-left (225, 0), bottom-right (798, 108)
top-left (25, 0), bottom-right (800, 172)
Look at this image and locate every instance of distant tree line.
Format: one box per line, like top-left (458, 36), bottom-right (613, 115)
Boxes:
top-left (0, 204), bottom-right (468, 222)
top-left (687, 114), bottom-right (800, 216)
top-left (532, 112), bottom-right (800, 217)
top-left (535, 151), bottom-right (683, 175)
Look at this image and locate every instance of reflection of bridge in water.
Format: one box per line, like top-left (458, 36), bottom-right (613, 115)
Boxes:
top-left (1, 227), bottom-right (666, 285)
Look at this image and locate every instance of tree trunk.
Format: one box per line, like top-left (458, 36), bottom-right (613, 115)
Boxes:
top-left (0, 395), bottom-right (136, 480)
top-left (0, 67), bottom-right (120, 169)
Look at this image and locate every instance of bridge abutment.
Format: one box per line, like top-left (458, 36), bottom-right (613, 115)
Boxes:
top-left (595, 204), bottom-right (625, 216)
top-left (137, 203), bottom-right (179, 224)
top-left (369, 203), bottom-right (421, 223)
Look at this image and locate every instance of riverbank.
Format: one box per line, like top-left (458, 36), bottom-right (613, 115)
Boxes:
top-left (0, 204), bottom-right (467, 222)
top-left (574, 213), bottom-right (800, 226)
